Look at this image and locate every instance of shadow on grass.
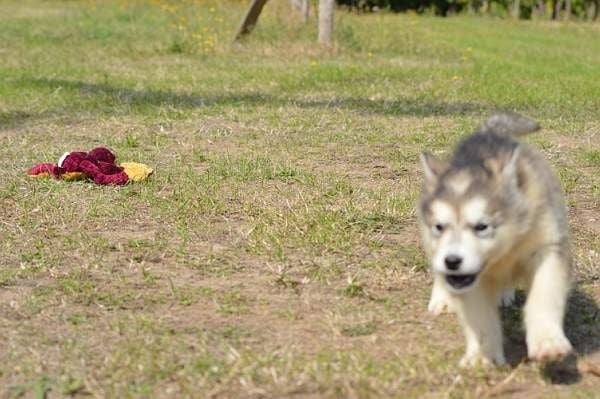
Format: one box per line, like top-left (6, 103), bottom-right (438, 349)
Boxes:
top-left (503, 286), bottom-right (600, 385)
top-left (0, 110), bottom-right (42, 129)
top-left (1, 77), bottom-right (488, 129)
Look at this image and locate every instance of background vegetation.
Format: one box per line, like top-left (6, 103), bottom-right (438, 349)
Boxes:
top-left (336, 0), bottom-right (599, 19)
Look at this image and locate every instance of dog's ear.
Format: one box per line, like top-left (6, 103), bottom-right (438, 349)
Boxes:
top-left (501, 146), bottom-right (522, 188)
top-left (420, 152), bottom-right (446, 187)
top-left (487, 146), bottom-right (522, 188)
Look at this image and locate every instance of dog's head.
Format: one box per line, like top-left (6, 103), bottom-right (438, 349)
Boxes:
top-left (417, 147), bottom-right (529, 293)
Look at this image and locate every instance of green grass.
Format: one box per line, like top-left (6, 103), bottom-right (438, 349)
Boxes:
top-left (0, 0), bottom-right (599, 398)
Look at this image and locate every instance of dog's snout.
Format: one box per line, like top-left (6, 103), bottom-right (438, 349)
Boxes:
top-left (444, 255), bottom-right (463, 271)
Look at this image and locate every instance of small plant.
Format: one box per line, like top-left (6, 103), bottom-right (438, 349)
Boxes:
top-left (141, 268), bottom-right (159, 285)
top-left (178, 291), bottom-right (195, 306)
top-left (340, 276), bottom-right (366, 298)
top-left (65, 313), bottom-right (89, 326)
top-left (583, 149), bottom-right (600, 167)
top-left (61, 377), bottom-right (86, 396)
top-left (217, 291), bottom-right (250, 315)
top-left (193, 148), bottom-right (209, 162)
top-left (124, 134), bottom-right (139, 148)
top-left (340, 321), bottom-right (377, 337)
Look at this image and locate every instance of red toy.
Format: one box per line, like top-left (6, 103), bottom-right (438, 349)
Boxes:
top-left (28, 147), bottom-right (151, 185)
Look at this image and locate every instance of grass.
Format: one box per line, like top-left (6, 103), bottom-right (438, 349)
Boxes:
top-left (0, 0), bottom-right (599, 398)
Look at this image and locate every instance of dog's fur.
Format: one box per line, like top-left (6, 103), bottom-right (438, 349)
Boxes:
top-left (417, 113), bottom-right (572, 366)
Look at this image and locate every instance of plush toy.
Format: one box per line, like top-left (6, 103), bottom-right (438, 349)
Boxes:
top-left (28, 147), bottom-right (153, 185)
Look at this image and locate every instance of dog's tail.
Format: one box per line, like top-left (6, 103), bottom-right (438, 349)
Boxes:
top-left (479, 113), bottom-right (540, 137)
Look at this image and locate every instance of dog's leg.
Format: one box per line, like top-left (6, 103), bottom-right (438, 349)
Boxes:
top-left (455, 285), bottom-right (506, 367)
top-left (524, 249), bottom-right (572, 361)
top-left (428, 274), bottom-right (455, 315)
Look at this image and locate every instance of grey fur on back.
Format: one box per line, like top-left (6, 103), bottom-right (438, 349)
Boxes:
top-left (478, 113), bottom-right (540, 137)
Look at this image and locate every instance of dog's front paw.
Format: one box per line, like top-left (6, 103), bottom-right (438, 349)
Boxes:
top-left (459, 351), bottom-right (505, 368)
top-left (428, 291), bottom-right (455, 315)
top-left (527, 330), bottom-right (573, 362)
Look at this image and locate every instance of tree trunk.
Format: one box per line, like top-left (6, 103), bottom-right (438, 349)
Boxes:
top-left (564, 0), bottom-right (572, 19)
top-left (468, 0), bottom-right (475, 14)
top-left (483, 0), bottom-right (490, 14)
top-left (511, 0), bottom-right (521, 18)
top-left (318, 0), bottom-right (335, 45)
top-left (534, 0), bottom-right (545, 18)
top-left (234, 0), bottom-right (270, 40)
top-left (301, 0), bottom-right (310, 23)
top-left (447, 3), bottom-right (458, 15)
top-left (588, 0), bottom-right (599, 20)
top-left (536, 0), bottom-right (546, 18)
top-left (290, 0), bottom-right (310, 22)
top-left (553, 0), bottom-right (564, 19)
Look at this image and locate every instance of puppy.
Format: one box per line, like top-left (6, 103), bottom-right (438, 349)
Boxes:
top-left (418, 113), bottom-right (572, 366)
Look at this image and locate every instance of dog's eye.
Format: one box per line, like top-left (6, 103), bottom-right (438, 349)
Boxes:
top-left (474, 223), bottom-right (489, 233)
top-left (434, 223), bottom-right (445, 233)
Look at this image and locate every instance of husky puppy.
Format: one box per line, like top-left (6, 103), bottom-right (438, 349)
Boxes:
top-left (418, 113), bottom-right (572, 366)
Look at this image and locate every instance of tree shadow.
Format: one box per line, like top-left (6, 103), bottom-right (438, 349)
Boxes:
top-left (1, 77), bottom-right (488, 130)
top-left (0, 110), bottom-right (44, 130)
top-left (502, 286), bottom-right (600, 385)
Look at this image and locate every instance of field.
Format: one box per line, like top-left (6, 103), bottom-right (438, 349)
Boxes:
top-left (1, 1), bottom-right (599, 397)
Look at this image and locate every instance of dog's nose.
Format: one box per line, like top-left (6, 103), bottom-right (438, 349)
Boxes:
top-left (444, 255), bottom-right (463, 271)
